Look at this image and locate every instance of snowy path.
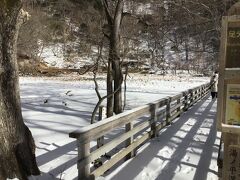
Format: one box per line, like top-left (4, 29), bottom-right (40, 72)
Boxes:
top-left (102, 96), bottom-right (220, 180)
top-left (19, 76), bottom-right (216, 180)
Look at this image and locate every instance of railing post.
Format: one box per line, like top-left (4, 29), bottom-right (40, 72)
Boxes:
top-left (193, 89), bottom-right (196, 103)
top-left (177, 97), bottom-right (181, 114)
top-left (125, 122), bottom-right (135, 160)
top-left (196, 89), bottom-right (199, 101)
top-left (166, 97), bottom-right (171, 125)
top-left (183, 91), bottom-right (188, 111)
top-left (201, 86), bottom-right (204, 98)
top-left (204, 85), bottom-right (207, 96)
top-left (199, 86), bottom-right (202, 99)
top-left (97, 106), bottom-right (104, 148)
top-left (77, 140), bottom-right (90, 180)
top-left (189, 89), bottom-right (193, 106)
top-left (151, 103), bottom-right (157, 138)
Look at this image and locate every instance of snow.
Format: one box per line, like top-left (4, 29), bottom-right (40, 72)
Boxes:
top-left (39, 44), bottom-right (95, 69)
top-left (102, 98), bottom-right (220, 180)
top-left (17, 73), bottom-right (220, 180)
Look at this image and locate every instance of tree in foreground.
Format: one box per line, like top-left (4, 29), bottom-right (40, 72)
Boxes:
top-left (0, 1), bottom-right (40, 179)
top-left (102, 0), bottom-right (124, 117)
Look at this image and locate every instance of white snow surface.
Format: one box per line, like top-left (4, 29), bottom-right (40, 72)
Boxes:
top-left (18, 73), bottom-right (220, 180)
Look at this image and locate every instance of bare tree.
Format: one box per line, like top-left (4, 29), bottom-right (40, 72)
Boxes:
top-left (102, 0), bottom-right (124, 117)
top-left (0, 1), bottom-right (40, 179)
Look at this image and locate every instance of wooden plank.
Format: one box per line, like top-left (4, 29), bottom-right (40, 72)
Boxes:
top-left (91, 131), bottom-right (151, 178)
top-left (183, 90), bottom-right (189, 111)
top-left (224, 144), bottom-right (240, 180)
top-left (170, 102), bottom-right (182, 113)
top-left (225, 68), bottom-right (240, 79)
top-left (97, 106), bottom-right (104, 148)
top-left (171, 93), bottom-right (183, 101)
top-left (169, 110), bottom-right (181, 122)
top-left (71, 83), bottom-right (210, 180)
top-left (156, 121), bottom-right (167, 132)
top-left (150, 104), bottom-right (157, 138)
top-left (70, 83), bottom-right (209, 143)
top-left (155, 98), bottom-right (168, 108)
top-left (217, 16), bottom-right (240, 130)
top-left (222, 123), bottom-right (240, 134)
top-left (125, 122), bottom-right (134, 159)
top-left (70, 97), bottom-right (169, 142)
top-left (77, 140), bottom-right (90, 179)
top-left (227, 15), bottom-right (240, 21)
top-left (218, 14), bottom-right (240, 180)
top-left (166, 98), bottom-right (171, 125)
top-left (189, 89), bottom-right (194, 106)
top-left (70, 104), bottom-right (151, 140)
top-left (156, 109), bottom-right (166, 120)
top-left (77, 119), bottom-right (152, 168)
top-left (223, 133), bottom-right (240, 180)
top-left (177, 98), bottom-right (180, 111)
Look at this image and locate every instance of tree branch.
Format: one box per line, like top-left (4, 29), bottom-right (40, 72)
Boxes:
top-left (102, 0), bottom-right (113, 25)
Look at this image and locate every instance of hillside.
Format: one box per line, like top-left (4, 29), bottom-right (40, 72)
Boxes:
top-left (17, 0), bottom-right (235, 76)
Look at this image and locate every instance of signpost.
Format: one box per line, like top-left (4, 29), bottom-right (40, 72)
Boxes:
top-left (217, 14), bottom-right (240, 179)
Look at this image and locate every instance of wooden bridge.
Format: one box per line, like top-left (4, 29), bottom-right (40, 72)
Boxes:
top-left (70, 83), bottom-right (220, 180)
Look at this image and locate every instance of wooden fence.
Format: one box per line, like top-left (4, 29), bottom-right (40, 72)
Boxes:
top-left (69, 83), bottom-right (210, 180)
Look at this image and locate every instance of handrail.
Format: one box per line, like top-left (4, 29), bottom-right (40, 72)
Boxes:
top-left (69, 82), bottom-right (210, 180)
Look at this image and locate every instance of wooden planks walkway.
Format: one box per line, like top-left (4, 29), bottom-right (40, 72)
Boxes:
top-left (102, 96), bottom-right (220, 180)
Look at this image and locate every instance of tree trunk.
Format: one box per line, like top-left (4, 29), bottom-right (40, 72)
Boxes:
top-left (113, 59), bottom-right (123, 114)
top-left (107, 59), bottom-right (114, 117)
top-left (104, 0), bottom-right (124, 116)
top-left (0, 1), bottom-right (40, 179)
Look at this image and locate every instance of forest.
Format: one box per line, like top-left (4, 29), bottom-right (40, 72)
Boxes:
top-left (0, 0), bottom-right (239, 180)
top-left (18, 0), bottom-right (236, 75)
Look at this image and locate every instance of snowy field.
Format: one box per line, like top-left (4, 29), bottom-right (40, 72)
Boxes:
top-left (19, 73), bottom-right (219, 180)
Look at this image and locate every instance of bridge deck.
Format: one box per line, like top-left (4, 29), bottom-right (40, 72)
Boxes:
top-left (102, 96), bottom-right (220, 180)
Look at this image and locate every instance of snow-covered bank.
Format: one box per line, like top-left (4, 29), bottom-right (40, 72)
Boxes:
top-left (19, 74), bottom-right (213, 180)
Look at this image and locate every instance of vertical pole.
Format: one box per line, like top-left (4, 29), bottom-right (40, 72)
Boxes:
top-left (189, 89), bottom-right (193, 106)
top-left (196, 89), bottom-right (199, 101)
top-left (200, 86), bottom-right (203, 98)
top-left (151, 103), bottom-right (157, 138)
top-left (177, 98), bottom-right (181, 114)
top-left (183, 91), bottom-right (188, 111)
top-left (166, 97), bottom-right (171, 125)
top-left (77, 140), bottom-right (90, 180)
top-left (125, 122), bottom-right (134, 160)
top-left (97, 106), bottom-right (104, 148)
top-left (193, 89), bottom-right (196, 103)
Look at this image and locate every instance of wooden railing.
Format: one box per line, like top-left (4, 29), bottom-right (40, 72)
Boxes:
top-left (69, 83), bottom-right (210, 180)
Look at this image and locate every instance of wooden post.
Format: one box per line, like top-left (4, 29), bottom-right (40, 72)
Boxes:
top-left (77, 140), bottom-right (90, 180)
top-left (189, 89), bottom-right (193, 106)
top-left (223, 133), bottom-right (240, 180)
top-left (125, 122), bottom-right (135, 160)
top-left (183, 91), bottom-right (188, 111)
top-left (203, 85), bottom-right (206, 96)
top-left (177, 98), bottom-right (181, 114)
top-left (97, 106), bottom-right (104, 148)
top-left (150, 103), bottom-right (157, 138)
top-left (166, 97), bottom-right (171, 125)
top-left (194, 89), bottom-right (197, 102)
top-left (217, 6), bottom-right (240, 178)
top-left (201, 86), bottom-right (204, 98)
top-left (193, 89), bottom-right (197, 103)
top-left (197, 88), bottom-right (200, 101)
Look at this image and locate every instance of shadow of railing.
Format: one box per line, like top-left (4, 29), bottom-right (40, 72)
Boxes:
top-left (104, 96), bottom-right (219, 180)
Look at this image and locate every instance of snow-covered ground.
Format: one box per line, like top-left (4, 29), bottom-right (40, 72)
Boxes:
top-left (19, 74), bottom-right (219, 180)
top-left (102, 97), bottom-right (220, 180)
